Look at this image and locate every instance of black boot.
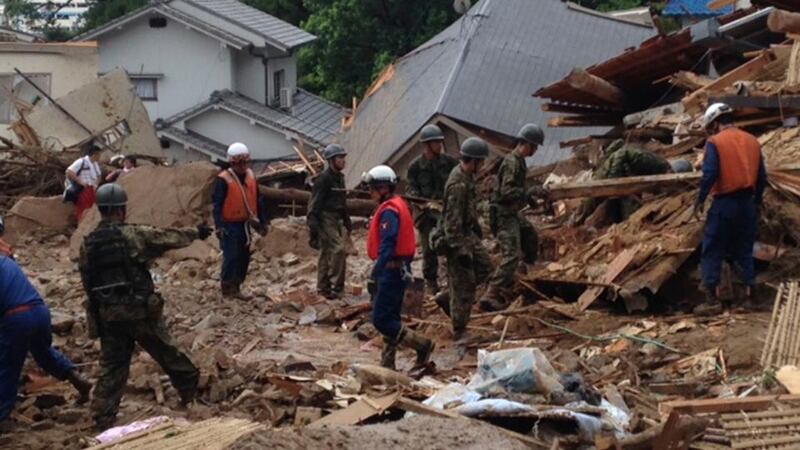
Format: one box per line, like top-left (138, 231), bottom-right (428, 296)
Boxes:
top-left (399, 328), bottom-right (435, 368)
top-left (66, 370), bottom-right (91, 404)
top-left (433, 290), bottom-right (451, 317)
top-left (694, 287), bottom-right (723, 316)
top-left (380, 336), bottom-right (397, 370)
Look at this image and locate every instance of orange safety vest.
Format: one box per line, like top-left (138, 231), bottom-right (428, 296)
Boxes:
top-left (0, 238), bottom-right (12, 258)
top-left (367, 196), bottom-right (416, 261)
top-left (218, 169), bottom-right (258, 223)
top-left (708, 127), bottom-right (762, 196)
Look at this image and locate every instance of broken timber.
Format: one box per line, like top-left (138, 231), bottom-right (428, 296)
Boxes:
top-left (547, 172), bottom-right (701, 201)
top-left (564, 68), bottom-right (626, 106)
top-left (259, 186), bottom-right (376, 217)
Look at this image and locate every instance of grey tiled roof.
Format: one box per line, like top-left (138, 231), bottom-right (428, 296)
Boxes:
top-left (340, 0), bottom-right (654, 187)
top-left (159, 126), bottom-right (228, 158)
top-left (187, 0), bottom-right (315, 50)
top-left (74, 0), bottom-right (314, 50)
top-left (161, 89), bottom-right (346, 147)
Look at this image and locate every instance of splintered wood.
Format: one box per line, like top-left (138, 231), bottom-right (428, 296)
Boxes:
top-left (720, 408), bottom-right (800, 449)
top-left (87, 418), bottom-right (264, 450)
top-left (761, 282), bottom-right (800, 369)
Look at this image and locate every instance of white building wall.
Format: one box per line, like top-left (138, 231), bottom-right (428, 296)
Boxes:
top-left (233, 49), bottom-right (266, 105)
top-left (185, 108), bottom-right (294, 160)
top-left (267, 55), bottom-right (297, 105)
top-left (96, 15), bottom-right (234, 120)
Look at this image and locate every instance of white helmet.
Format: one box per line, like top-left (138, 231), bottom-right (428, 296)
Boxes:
top-left (227, 142), bottom-right (250, 161)
top-left (703, 103), bottom-right (733, 128)
top-left (362, 165), bottom-right (397, 186)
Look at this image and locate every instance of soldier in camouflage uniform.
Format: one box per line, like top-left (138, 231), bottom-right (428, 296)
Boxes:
top-left (79, 183), bottom-right (211, 430)
top-left (406, 124), bottom-right (457, 295)
top-left (308, 144), bottom-right (351, 299)
top-left (577, 141), bottom-right (674, 224)
top-left (481, 124), bottom-right (546, 312)
top-left (441, 137), bottom-right (492, 347)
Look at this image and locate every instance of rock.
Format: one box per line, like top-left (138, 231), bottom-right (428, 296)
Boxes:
top-left (50, 311), bottom-right (76, 335)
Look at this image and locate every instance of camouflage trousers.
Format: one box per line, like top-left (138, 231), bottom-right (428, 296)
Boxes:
top-left (488, 212), bottom-right (538, 296)
top-left (417, 221), bottom-right (439, 285)
top-left (446, 241), bottom-right (492, 333)
top-left (317, 211), bottom-right (347, 296)
top-left (92, 318), bottom-right (198, 424)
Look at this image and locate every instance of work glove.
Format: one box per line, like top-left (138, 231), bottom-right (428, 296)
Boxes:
top-left (309, 230), bottom-right (320, 250)
top-left (196, 224), bottom-right (212, 240)
top-left (692, 200), bottom-right (705, 220)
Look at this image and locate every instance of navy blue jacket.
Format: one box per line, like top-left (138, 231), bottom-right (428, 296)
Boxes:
top-left (0, 256), bottom-right (42, 313)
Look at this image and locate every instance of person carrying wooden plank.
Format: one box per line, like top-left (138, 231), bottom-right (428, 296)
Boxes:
top-left (693, 103), bottom-right (767, 315)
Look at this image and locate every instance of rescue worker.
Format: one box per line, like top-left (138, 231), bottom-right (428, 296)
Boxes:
top-left (481, 124), bottom-right (545, 312)
top-left (0, 216), bottom-right (12, 258)
top-left (693, 103), bottom-right (767, 314)
top-left (406, 124), bottom-right (457, 295)
top-left (79, 183), bottom-right (211, 430)
top-left (105, 155), bottom-right (137, 183)
top-left (441, 137), bottom-right (492, 349)
top-left (364, 165), bottom-right (434, 370)
top-left (213, 143), bottom-right (268, 299)
top-left (1, 255), bottom-right (91, 425)
top-left (65, 144), bottom-right (103, 223)
top-left (308, 144), bottom-right (351, 299)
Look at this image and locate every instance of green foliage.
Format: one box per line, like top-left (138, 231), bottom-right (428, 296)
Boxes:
top-left (242, 0), bottom-right (309, 25)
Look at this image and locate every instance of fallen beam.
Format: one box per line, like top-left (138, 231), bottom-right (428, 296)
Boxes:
top-left (768, 9), bottom-right (800, 34)
top-left (662, 394), bottom-right (800, 415)
top-left (259, 186), bottom-right (376, 217)
top-left (547, 172), bottom-right (701, 200)
top-left (564, 68), bottom-right (626, 106)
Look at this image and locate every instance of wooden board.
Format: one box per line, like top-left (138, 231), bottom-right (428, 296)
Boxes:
top-left (683, 51), bottom-right (776, 114)
top-left (577, 247), bottom-right (638, 311)
top-left (662, 394), bottom-right (800, 415)
top-left (309, 393), bottom-right (400, 427)
top-left (777, 365), bottom-right (800, 394)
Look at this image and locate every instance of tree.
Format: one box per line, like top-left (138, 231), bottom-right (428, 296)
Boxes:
top-left (242, 0), bottom-right (309, 26)
top-left (299, 0), bottom-right (458, 104)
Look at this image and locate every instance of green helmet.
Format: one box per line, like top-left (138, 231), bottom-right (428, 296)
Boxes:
top-left (517, 123), bottom-right (544, 146)
top-left (96, 183), bottom-right (128, 208)
top-left (323, 144), bottom-right (346, 160)
top-left (460, 137), bottom-right (490, 159)
top-left (420, 124), bottom-right (444, 143)
top-left (670, 159), bottom-right (692, 174)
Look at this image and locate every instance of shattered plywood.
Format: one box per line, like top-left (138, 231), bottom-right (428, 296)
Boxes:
top-left (24, 69), bottom-right (163, 158)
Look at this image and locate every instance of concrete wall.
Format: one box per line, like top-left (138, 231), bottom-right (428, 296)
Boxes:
top-left (267, 55), bottom-right (297, 106)
top-left (234, 48), bottom-right (266, 105)
top-left (0, 44), bottom-right (98, 140)
top-left (96, 15), bottom-right (234, 120)
top-left (185, 108), bottom-right (294, 160)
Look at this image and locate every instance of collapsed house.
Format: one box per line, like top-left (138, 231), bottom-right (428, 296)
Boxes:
top-left (339, 0), bottom-right (655, 188)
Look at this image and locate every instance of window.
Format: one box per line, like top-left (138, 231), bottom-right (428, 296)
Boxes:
top-left (132, 78), bottom-right (158, 101)
top-left (0, 73), bottom-right (51, 124)
top-left (149, 17), bottom-right (167, 28)
top-left (273, 69), bottom-right (285, 104)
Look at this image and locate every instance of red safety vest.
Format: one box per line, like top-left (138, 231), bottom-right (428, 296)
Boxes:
top-left (708, 127), bottom-right (762, 196)
top-left (218, 169), bottom-right (258, 222)
top-left (367, 196), bottom-right (416, 261)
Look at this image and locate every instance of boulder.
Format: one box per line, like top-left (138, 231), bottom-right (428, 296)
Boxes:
top-left (4, 196), bottom-right (74, 245)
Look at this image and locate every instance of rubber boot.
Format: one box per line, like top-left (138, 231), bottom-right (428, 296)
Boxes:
top-left (179, 386), bottom-right (197, 407)
top-left (398, 328), bottom-right (435, 368)
top-left (479, 285), bottom-right (506, 312)
top-left (66, 370), bottom-right (91, 404)
top-left (232, 284), bottom-right (253, 301)
top-left (694, 287), bottom-right (723, 316)
top-left (452, 328), bottom-right (468, 360)
top-left (94, 416), bottom-right (116, 432)
top-left (433, 290), bottom-right (451, 317)
top-left (380, 336), bottom-right (397, 370)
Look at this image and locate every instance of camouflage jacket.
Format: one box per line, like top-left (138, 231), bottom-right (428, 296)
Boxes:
top-left (307, 167), bottom-right (347, 232)
top-left (79, 220), bottom-right (198, 325)
top-left (442, 165), bottom-right (481, 250)
top-left (406, 153), bottom-right (457, 200)
top-left (596, 147), bottom-right (671, 180)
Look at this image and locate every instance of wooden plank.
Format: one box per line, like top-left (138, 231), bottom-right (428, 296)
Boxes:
top-left (768, 9), bottom-right (800, 34)
top-left (394, 397), bottom-right (550, 449)
top-left (548, 114), bottom-right (621, 127)
top-left (309, 393), bottom-right (400, 427)
top-left (662, 394), bottom-right (800, 415)
top-left (548, 172), bottom-right (700, 201)
top-left (564, 68), bottom-right (625, 106)
top-left (683, 51), bottom-right (776, 114)
top-left (709, 94), bottom-right (800, 109)
top-left (576, 247), bottom-right (638, 311)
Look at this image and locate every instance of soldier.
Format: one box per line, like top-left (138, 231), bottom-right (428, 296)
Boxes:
top-left (308, 144), bottom-right (351, 299)
top-left (406, 124), bottom-right (457, 295)
top-left (79, 183), bottom-right (211, 430)
top-left (363, 165), bottom-right (434, 370)
top-left (481, 124), bottom-right (545, 312)
top-left (213, 143), bottom-right (268, 300)
top-left (441, 137), bottom-right (492, 349)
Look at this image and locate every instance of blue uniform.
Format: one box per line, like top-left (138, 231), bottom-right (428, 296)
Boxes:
top-left (699, 141), bottom-right (767, 289)
top-left (212, 177), bottom-right (268, 287)
top-left (371, 209), bottom-right (410, 341)
top-left (0, 256), bottom-right (75, 421)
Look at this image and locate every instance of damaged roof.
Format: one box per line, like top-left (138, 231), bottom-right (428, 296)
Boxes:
top-left (158, 89), bottom-right (346, 153)
top-left (73, 0), bottom-right (315, 51)
top-left (340, 0), bottom-right (654, 187)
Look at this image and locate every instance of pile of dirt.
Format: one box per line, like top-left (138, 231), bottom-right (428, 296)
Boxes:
top-left (4, 195), bottom-right (74, 245)
top-left (69, 161), bottom-right (218, 258)
top-left (229, 416), bottom-right (529, 450)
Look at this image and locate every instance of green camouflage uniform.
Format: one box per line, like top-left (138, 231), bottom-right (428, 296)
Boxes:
top-left (487, 150), bottom-right (539, 304)
top-left (442, 165), bottom-right (492, 334)
top-left (406, 153), bottom-right (457, 286)
top-left (580, 146), bottom-right (672, 223)
top-left (78, 221), bottom-right (199, 426)
top-left (308, 167), bottom-right (350, 296)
